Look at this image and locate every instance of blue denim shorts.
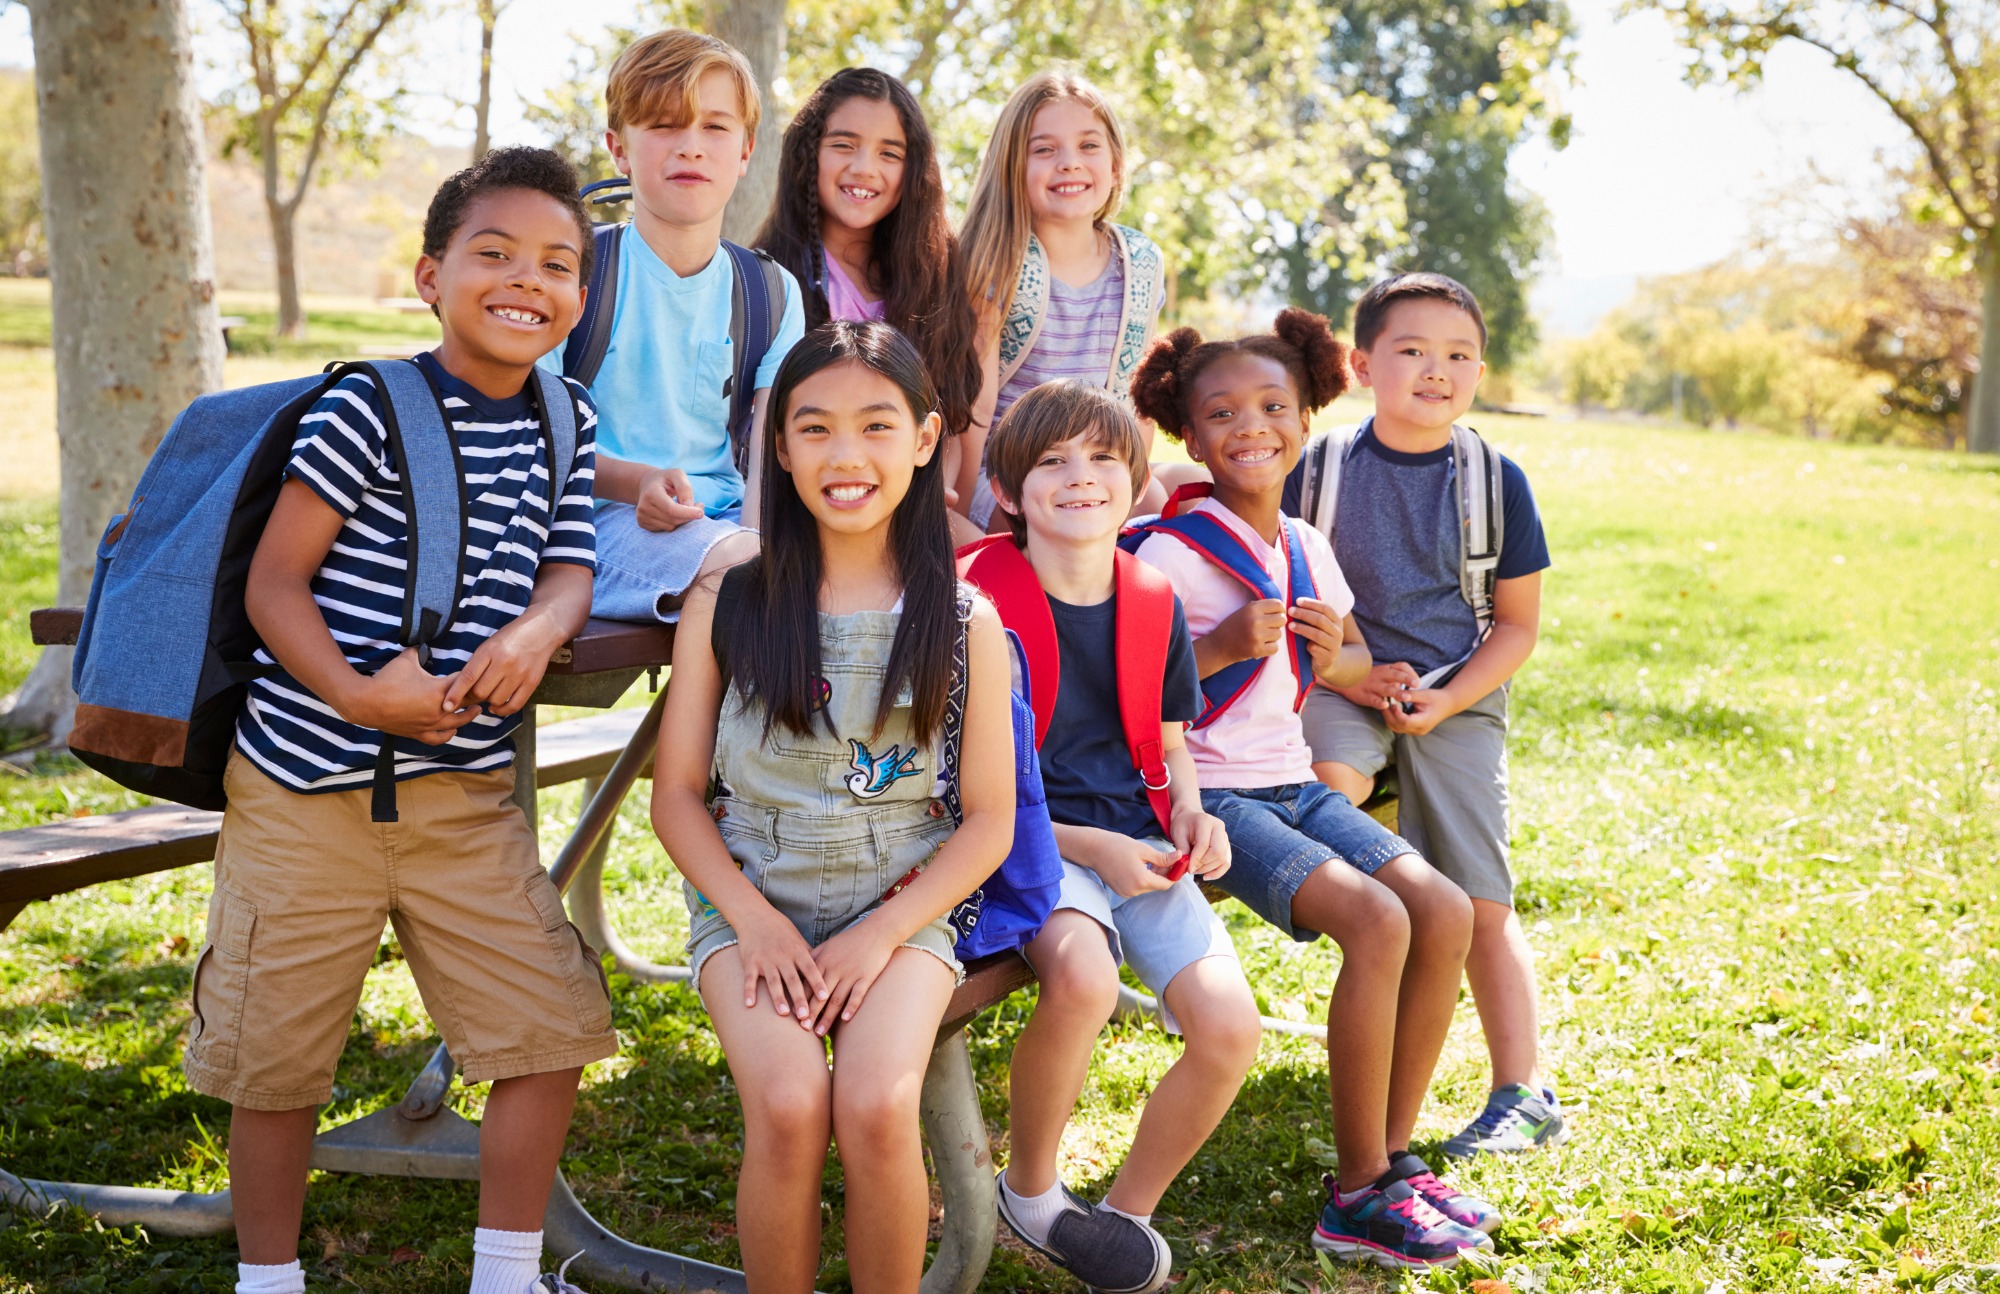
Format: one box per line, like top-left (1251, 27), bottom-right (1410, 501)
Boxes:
top-left (590, 501), bottom-right (745, 624)
top-left (1201, 783), bottom-right (1415, 942)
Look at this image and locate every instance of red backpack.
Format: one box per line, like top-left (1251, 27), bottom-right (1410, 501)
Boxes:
top-left (957, 536), bottom-right (1187, 879)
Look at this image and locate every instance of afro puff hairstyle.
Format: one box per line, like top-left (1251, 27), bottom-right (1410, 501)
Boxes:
top-left (421, 146), bottom-right (595, 289)
top-left (1129, 307), bottom-right (1349, 441)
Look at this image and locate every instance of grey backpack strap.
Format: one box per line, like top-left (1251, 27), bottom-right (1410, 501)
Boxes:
top-left (529, 368), bottom-right (578, 521)
top-left (363, 360), bottom-right (464, 649)
top-left (1301, 422), bottom-right (1362, 541)
top-left (1449, 423), bottom-right (1504, 638)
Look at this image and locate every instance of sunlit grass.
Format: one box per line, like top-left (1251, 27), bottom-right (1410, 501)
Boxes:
top-left (2, 416), bottom-right (1998, 1292)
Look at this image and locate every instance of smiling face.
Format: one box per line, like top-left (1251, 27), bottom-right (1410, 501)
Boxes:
top-left (775, 360), bottom-right (941, 536)
top-left (607, 67), bottom-right (752, 233)
top-left (1023, 98), bottom-right (1118, 225)
top-left (416, 187), bottom-right (586, 391)
top-left (1352, 297), bottom-right (1486, 437)
top-left (996, 432), bottom-right (1136, 550)
top-left (817, 96), bottom-right (906, 235)
top-left (1182, 351), bottom-right (1309, 499)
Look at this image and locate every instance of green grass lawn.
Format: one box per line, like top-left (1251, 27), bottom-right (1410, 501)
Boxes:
top-left (3, 417), bottom-right (1999, 1294)
top-left (0, 280), bottom-right (439, 361)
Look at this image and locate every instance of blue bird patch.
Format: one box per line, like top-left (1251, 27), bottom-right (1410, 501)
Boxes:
top-left (845, 739), bottom-right (922, 800)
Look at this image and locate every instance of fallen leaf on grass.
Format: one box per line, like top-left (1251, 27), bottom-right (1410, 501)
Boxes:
top-left (389, 1247), bottom-right (422, 1265)
top-left (1471, 1281), bottom-right (1514, 1294)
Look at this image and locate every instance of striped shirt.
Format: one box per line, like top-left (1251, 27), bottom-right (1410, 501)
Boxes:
top-left (235, 352), bottom-right (598, 793)
top-left (994, 254), bottom-right (1126, 423)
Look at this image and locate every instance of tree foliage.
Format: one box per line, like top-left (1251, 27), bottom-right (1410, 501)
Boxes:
top-left (1628, 0), bottom-right (2000, 449)
top-left (0, 70), bottom-right (44, 278)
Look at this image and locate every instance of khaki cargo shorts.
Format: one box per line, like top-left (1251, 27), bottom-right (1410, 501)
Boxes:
top-left (183, 752), bottom-right (618, 1111)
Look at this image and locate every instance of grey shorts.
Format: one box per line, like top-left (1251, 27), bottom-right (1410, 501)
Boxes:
top-left (1300, 684), bottom-right (1514, 905)
top-left (1039, 853), bottom-right (1237, 1035)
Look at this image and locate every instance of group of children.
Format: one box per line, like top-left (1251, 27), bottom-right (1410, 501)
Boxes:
top-left (187, 25), bottom-right (1562, 1294)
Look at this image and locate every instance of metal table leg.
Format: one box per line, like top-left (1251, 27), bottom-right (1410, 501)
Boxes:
top-left (917, 1028), bottom-right (997, 1294)
top-left (566, 777), bottom-right (693, 987)
top-left (0, 1166), bottom-right (234, 1237)
top-left (1114, 983), bottom-right (1332, 1041)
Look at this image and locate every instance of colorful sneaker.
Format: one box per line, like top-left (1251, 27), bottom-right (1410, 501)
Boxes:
top-left (1441, 1084), bottom-right (1567, 1158)
top-left (532, 1251), bottom-right (586, 1293)
top-left (1311, 1174), bottom-right (1493, 1269)
top-left (1383, 1150), bottom-right (1501, 1234)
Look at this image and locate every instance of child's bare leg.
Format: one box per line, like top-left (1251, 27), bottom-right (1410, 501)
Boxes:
top-left (1313, 759), bottom-right (1375, 806)
top-left (1369, 856), bottom-right (1473, 1150)
top-left (1102, 956), bottom-right (1260, 1216)
top-left (704, 947), bottom-right (836, 1294)
top-left (1466, 899), bottom-right (1541, 1089)
top-left (1286, 862), bottom-right (1410, 1193)
top-left (830, 947), bottom-right (957, 1294)
top-left (477, 1066), bottom-right (584, 1229)
top-left (227, 1105), bottom-right (318, 1264)
top-left (1008, 911), bottom-right (1121, 1195)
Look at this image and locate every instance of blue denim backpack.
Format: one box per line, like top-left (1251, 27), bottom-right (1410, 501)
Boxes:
top-left (66, 360), bottom-right (578, 819)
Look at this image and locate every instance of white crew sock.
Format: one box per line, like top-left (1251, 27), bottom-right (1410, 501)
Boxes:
top-left (1001, 1172), bottom-right (1071, 1247)
top-left (1098, 1200), bottom-right (1152, 1228)
top-left (469, 1226), bottom-right (544, 1294)
top-left (236, 1261), bottom-right (305, 1294)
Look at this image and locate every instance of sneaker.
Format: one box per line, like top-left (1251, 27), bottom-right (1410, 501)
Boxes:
top-left (1441, 1084), bottom-right (1567, 1158)
top-left (1311, 1174), bottom-right (1492, 1269)
top-left (1383, 1150), bottom-right (1501, 1234)
top-left (532, 1251), bottom-right (586, 1293)
top-left (996, 1170), bottom-right (1173, 1294)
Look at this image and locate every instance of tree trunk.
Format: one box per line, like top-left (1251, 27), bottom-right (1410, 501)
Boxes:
top-left (9, 0), bottom-right (225, 744)
top-left (710, 0), bottom-right (785, 246)
top-left (272, 195), bottom-right (305, 338)
top-left (1969, 249), bottom-right (2000, 455)
top-left (473, 0), bottom-right (496, 163)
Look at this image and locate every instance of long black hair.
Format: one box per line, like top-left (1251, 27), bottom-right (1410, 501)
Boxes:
top-left (727, 321), bottom-right (958, 744)
top-left (752, 68), bottom-right (981, 443)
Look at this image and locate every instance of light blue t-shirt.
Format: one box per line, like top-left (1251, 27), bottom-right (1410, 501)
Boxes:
top-left (540, 229), bottom-right (805, 515)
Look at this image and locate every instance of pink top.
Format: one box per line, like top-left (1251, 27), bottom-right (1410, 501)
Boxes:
top-left (823, 255), bottom-right (887, 322)
top-left (1134, 498), bottom-right (1354, 789)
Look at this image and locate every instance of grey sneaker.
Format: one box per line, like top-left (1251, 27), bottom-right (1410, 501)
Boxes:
top-left (1441, 1084), bottom-right (1567, 1158)
top-left (532, 1251), bottom-right (586, 1293)
top-left (996, 1169), bottom-right (1094, 1260)
top-left (1045, 1206), bottom-right (1174, 1294)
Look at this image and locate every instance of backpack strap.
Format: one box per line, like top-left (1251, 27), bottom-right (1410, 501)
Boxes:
top-left (722, 240), bottom-right (785, 474)
top-left (1112, 550), bottom-right (1177, 837)
top-left (1292, 422), bottom-right (1362, 540)
top-left (1450, 424), bottom-right (1504, 641)
top-left (956, 537), bottom-right (1060, 746)
top-left (527, 368), bottom-right (578, 522)
top-left (1106, 225), bottom-right (1165, 405)
top-left (350, 359), bottom-right (467, 824)
top-left (995, 233), bottom-right (1050, 390)
top-left (937, 591), bottom-right (974, 829)
top-left (562, 222), bottom-right (625, 389)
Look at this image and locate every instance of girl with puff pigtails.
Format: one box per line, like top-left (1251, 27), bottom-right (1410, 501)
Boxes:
top-left (652, 321), bottom-right (1014, 1294)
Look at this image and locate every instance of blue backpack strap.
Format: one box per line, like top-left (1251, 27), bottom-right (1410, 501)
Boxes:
top-left (357, 359), bottom-right (466, 824)
top-left (721, 240), bottom-right (783, 473)
top-left (1279, 517), bottom-right (1318, 711)
top-left (528, 367), bottom-right (578, 521)
top-left (1121, 512), bottom-right (1282, 729)
top-left (561, 222), bottom-right (624, 388)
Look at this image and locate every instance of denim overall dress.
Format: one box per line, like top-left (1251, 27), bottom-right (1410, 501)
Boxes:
top-left (686, 603), bottom-right (964, 988)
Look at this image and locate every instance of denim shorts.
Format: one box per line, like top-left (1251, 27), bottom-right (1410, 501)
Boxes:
top-left (590, 501), bottom-right (745, 624)
top-left (1042, 853), bottom-right (1237, 1034)
top-left (1200, 783), bottom-right (1415, 942)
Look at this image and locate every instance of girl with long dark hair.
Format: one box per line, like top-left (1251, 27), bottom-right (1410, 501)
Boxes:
top-left (651, 321), bottom-right (1014, 1294)
top-left (753, 71), bottom-right (981, 474)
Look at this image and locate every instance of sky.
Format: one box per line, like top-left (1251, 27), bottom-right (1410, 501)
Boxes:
top-left (0, 0), bottom-right (1916, 334)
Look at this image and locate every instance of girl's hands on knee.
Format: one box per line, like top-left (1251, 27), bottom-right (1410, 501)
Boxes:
top-left (804, 925), bottom-right (900, 1035)
top-left (736, 908), bottom-right (830, 1025)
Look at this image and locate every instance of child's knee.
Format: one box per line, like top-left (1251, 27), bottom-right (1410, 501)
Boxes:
top-left (1403, 865), bottom-right (1474, 953)
top-left (1344, 879), bottom-right (1412, 958)
top-left (1313, 760), bottom-right (1373, 804)
top-left (1181, 985), bottom-right (1263, 1076)
top-left (745, 1072), bottom-right (833, 1145)
top-left (699, 528), bottom-right (761, 577)
top-left (1028, 914), bottom-right (1121, 1022)
top-left (832, 1076), bottom-right (923, 1151)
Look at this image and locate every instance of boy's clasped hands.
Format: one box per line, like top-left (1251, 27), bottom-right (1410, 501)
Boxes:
top-left (1336, 660), bottom-right (1459, 736)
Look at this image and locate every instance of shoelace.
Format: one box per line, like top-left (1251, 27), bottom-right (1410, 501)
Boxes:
top-left (1382, 1190), bottom-right (1453, 1231)
top-left (1470, 1100), bottom-right (1523, 1136)
top-left (1402, 1168), bottom-right (1463, 1201)
top-left (538, 1250), bottom-right (585, 1293)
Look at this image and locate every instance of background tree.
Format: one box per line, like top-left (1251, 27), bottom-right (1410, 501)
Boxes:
top-left (6, 0), bottom-right (225, 742)
top-left (1634, 0), bottom-right (1999, 451)
top-left (0, 70), bottom-right (44, 278)
top-left (470, 0), bottom-right (506, 162)
top-left (214, 0), bottom-right (418, 337)
top-left (1273, 0), bottom-right (1574, 370)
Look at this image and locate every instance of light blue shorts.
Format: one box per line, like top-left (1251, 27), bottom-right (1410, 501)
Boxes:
top-left (590, 501), bottom-right (746, 624)
top-left (1038, 851), bottom-right (1238, 1034)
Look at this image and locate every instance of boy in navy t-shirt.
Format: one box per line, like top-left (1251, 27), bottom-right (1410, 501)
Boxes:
top-left (976, 380), bottom-right (1260, 1294)
top-left (1289, 273), bottom-right (1561, 1159)
top-left (189, 149), bottom-right (613, 1294)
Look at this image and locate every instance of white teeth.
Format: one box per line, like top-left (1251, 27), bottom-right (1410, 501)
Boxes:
top-left (1232, 448), bottom-right (1276, 462)
top-left (492, 306), bottom-right (544, 324)
top-left (842, 186), bottom-right (878, 200)
top-left (826, 484), bottom-right (873, 502)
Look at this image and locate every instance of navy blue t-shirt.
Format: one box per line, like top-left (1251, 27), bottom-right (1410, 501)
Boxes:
top-left (1283, 424), bottom-right (1550, 676)
top-left (1038, 592), bottom-right (1203, 839)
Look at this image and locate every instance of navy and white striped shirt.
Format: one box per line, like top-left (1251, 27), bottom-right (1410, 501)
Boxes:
top-left (235, 352), bottom-right (598, 793)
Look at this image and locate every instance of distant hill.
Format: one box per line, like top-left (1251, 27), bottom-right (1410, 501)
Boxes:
top-left (209, 137), bottom-right (470, 298)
